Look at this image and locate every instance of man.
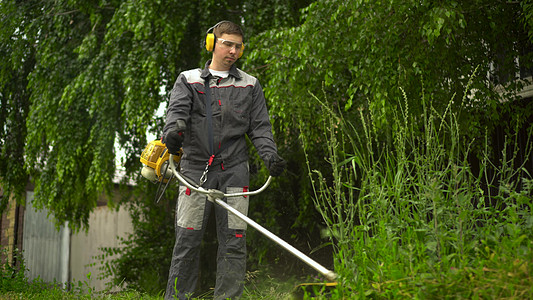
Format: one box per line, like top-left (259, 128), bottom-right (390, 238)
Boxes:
top-left (162, 20), bottom-right (286, 300)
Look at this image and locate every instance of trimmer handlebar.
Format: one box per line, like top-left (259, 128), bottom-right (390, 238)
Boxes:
top-left (168, 155), bottom-right (272, 199)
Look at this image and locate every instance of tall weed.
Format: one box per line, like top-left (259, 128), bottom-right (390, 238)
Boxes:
top-left (302, 86), bottom-right (533, 298)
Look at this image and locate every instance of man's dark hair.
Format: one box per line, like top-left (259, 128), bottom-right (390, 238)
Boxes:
top-left (213, 21), bottom-right (244, 41)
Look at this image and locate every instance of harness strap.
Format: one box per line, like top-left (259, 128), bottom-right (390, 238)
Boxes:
top-left (205, 75), bottom-right (214, 156)
top-left (199, 75), bottom-right (239, 186)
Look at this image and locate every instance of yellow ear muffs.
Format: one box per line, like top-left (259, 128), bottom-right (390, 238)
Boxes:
top-left (205, 32), bottom-right (215, 52)
top-left (238, 43), bottom-right (244, 58)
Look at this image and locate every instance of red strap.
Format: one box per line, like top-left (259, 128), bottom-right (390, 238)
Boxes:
top-left (208, 154), bottom-right (215, 166)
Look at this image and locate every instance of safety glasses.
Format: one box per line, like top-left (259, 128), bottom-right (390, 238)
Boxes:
top-left (217, 38), bottom-right (244, 51)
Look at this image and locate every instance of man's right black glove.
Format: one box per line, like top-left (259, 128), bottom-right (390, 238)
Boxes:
top-left (267, 153), bottom-right (286, 177)
top-left (165, 120), bottom-right (186, 155)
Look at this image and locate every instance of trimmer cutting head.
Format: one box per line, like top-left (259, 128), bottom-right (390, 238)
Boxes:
top-left (291, 281), bottom-right (338, 299)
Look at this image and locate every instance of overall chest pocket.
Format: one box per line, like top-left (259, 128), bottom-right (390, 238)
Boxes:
top-left (220, 88), bottom-right (251, 126)
top-left (192, 85), bottom-right (221, 117)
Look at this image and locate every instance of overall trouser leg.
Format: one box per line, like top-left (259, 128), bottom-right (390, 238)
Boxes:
top-left (213, 162), bottom-right (250, 299)
top-left (165, 227), bottom-right (201, 299)
top-left (165, 199), bottom-right (212, 300)
top-left (213, 202), bottom-right (247, 299)
top-left (165, 162), bottom-right (212, 300)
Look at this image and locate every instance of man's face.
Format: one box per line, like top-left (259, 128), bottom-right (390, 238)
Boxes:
top-left (210, 33), bottom-right (243, 71)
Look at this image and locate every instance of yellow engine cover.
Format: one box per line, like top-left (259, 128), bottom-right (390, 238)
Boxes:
top-left (140, 140), bottom-right (182, 182)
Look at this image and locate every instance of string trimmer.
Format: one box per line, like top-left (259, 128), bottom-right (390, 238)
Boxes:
top-left (139, 140), bottom-right (338, 289)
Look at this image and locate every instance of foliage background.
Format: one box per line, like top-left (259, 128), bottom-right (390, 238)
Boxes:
top-left (1, 0), bottom-right (532, 296)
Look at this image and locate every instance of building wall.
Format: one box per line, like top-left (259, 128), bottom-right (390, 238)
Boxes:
top-left (70, 204), bottom-right (133, 292)
top-left (1, 187), bottom-right (133, 292)
top-left (22, 191), bottom-right (69, 285)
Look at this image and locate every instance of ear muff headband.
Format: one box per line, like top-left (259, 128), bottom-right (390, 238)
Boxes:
top-left (205, 21), bottom-right (244, 58)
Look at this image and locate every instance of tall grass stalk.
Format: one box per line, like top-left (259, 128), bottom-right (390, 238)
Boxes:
top-left (302, 86), bottom-right (533, 298)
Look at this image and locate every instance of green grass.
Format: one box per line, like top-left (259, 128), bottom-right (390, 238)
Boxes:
top-left (242, 268), bottom-right (300, 299)
top-left (0, 290), bottom-right (157, 300)
top-left (0, 253), bottom-right (303, 300)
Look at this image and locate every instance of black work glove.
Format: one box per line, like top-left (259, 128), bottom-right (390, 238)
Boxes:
top-left (267, 153), bottom-right (286, 177)
top-left (165, 120), bottom-right (186, 155)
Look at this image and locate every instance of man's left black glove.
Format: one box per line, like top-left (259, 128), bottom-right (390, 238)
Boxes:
top-left (267, 153), bottom-right (287, 177)
top-left (165, 120), bottom-right (186, 155)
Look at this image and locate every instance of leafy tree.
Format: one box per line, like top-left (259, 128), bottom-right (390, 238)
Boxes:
top-left (247, 0), bottom-right (532, 141)
top-left (0, 0), bottom-right (36, 212)
top-left (1, 0), bottom-right (254, 229)
top-left (243, 0), bottom-right (533, 203)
